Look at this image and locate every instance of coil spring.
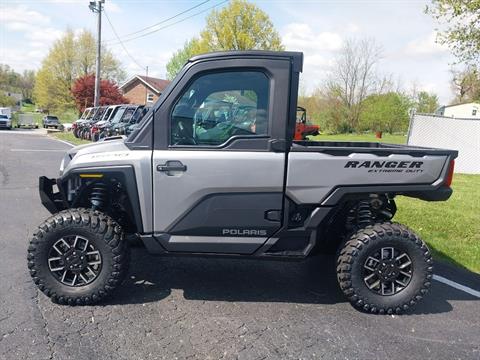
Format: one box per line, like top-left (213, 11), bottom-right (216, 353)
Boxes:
top-left (356, 200), bottom-right (373, 227)
top-left (90, 182), bottom-right (108, 210)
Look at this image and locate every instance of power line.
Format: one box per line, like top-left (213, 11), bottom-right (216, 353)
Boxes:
top-left (103, 0), bottom-right (211, 44)
top-left (103, 9), bottom-right (146, 71)
top-left (107, 0), bottom-right (229, 46)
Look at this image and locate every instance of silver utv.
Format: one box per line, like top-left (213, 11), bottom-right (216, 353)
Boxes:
top-left (29, 51), bottom-right (457, 314)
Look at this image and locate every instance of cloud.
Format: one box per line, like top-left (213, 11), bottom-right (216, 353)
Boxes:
top-left (282, 23), bottom-right (343, 52)
top-left (1, 4), bottom-right (65, 67)
top-left (0, 5), bottom-right (51, 26)
top-left (404, 32), bottom-right (448, 56)
top-left (0, 47), bottom-right (45, 71)
top-left (109, 44), bottom-right (174, 79)
top-left (346, 23), bottom-right (360, 33)
top-left (281, 23), bottom-right (342, 92)
top-left (106, 1), bottom-right (122, 13)
top-left (27, 28), bottom-right (64, 43)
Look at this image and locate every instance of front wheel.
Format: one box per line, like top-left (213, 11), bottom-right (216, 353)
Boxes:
top-left (27, 209), bottom-right (129, 305)
top-left (336, 222), bottom-right (433, 314)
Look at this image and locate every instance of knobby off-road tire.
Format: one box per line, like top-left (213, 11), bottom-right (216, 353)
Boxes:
top-left (27, 208), bottom-right (129, 305)
top-left (337, 222), bottom-right (433, 314)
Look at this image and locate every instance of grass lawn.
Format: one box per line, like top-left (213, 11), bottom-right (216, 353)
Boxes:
top-left (395, 174), bottom-right (480, 273)
top-left (19, 104), bottom-right (79, 124)
top-left (50, 131), bottom-right (90, 146)
top-left (311, 133), bottom-right (406, 144)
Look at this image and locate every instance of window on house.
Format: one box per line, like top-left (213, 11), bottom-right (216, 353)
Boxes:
top-left (147, 93), bottom-right (154, 103)
top-left (472, 109), bottom-right (477, 116)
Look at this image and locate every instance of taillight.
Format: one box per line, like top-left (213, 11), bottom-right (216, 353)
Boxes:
top-left (445, 160), bottom-right (455, 187)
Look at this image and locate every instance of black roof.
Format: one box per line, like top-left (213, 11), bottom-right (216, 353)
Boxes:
top-left (188, 50), bottom-right (303, 72)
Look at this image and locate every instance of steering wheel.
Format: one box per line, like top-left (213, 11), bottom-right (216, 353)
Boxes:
top-left (176, 121), bottom-right (197, 145)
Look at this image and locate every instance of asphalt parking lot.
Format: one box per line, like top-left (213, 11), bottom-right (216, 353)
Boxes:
top-left (0, 130), bottom-right (479, 360)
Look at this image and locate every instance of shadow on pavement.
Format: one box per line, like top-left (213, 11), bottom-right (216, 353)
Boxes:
top-left (104, 248), bottom-right (478, 315)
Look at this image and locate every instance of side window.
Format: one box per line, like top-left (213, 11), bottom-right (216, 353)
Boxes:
top-left (170, 71), bottom-right (269, 146)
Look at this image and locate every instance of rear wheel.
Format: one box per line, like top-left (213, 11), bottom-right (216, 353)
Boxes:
top-left (336, 222), bottom-right (432, 314)
top-left (27, 208), bottom-right (129, 305)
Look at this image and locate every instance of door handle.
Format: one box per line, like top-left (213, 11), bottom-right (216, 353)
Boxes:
top-left (157, 161), bottom-right (187, 173)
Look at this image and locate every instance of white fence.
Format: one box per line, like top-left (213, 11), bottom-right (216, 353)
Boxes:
top-left (408, 114), bottom-right (480, 174)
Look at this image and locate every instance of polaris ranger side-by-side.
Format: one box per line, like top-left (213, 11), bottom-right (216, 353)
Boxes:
top-left (28, 51), bottom-right (457, 314)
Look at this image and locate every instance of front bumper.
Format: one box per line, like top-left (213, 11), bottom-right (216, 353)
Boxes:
top-left (39, 176), bottom-right (66, 214)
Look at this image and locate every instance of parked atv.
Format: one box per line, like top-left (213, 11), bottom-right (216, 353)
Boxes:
top-left (294, 106), bottom-right (319, 140)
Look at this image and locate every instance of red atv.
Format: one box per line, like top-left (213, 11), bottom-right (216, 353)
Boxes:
top-left (294, 106), bottom-right (319, 140)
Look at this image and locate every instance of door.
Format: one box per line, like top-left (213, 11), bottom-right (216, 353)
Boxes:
top-left (152, 69), bottom-right (286, 254)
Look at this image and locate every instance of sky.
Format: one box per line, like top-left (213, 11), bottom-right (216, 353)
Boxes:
top-left (0, 0), bottom-right (457, 104)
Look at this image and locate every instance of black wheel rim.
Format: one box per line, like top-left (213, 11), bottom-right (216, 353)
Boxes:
top-left (48, 235), bottom-right (102, 287)
top-left (363, 247), bottom-right (413, 296)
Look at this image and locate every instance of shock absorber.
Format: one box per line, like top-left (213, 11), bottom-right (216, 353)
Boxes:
top-left (89, 182), bottom-right (108, 210)
top-left (356, 200), bottom-right (373, 227)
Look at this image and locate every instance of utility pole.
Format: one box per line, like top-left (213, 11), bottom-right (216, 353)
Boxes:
top-left (89, 0), bottom-right (104, 107)
top-left (145, 66), bottom-right (148, 105)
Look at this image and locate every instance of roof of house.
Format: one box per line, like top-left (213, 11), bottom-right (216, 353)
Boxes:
top-left (441, 101), bottom-right (480, 109)
top-left (120, 75), bottom-right (171, 94)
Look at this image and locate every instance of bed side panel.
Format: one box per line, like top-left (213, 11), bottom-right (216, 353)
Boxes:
top-left (286, 152), bottom-right (448, 204)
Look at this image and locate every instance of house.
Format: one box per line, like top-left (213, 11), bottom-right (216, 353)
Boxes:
top-left (436, 102), bottom-right (480, 119)
top-left (120, 75), bottom-right (170, 105)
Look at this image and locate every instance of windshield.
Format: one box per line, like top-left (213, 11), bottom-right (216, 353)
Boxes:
top-left (110, 107), bottom-right (126, 124)
top-left (92, 107), bottom-right (106, 121)
top-left (80, 109), bottom-right (90, 120)
top-left (101, 107), bottom-right (113, 121)
top-left (108, 107), bottom-right (121, 121)
top-left (46, 116), bottom-right (59, 120)
top-left (120, 107), bottom-right (136, 123)
top-left (86, 108), bottom-right (98, 120)
top-left (131, 106), bottom-right (147, 124)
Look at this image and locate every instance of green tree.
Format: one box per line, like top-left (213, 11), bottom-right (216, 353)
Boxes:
top-left (76, 30), bottom-right (126, 82)
top-left (298, 87), bottom-right (350, 134)
top-left (451, 65), bottom-right (480, 102)
top-left (0, 65), bottom-right (36, 103)
top-left (166, 0), bottom-right (284, 78)
top-left (415, 91), bottom-right (439, 113)
top-left (359, 92), bottom-right (410, 134)
top-left (0, 64), bottom-right (20, 91)
top-left (427, 1), bottom-right (480, 64)
top-left (0, 92), bottom-right (17, 107)
top-left (33, 29), bottom-right (125, 112)
top-left (201, 0), bottom-right (284, 51)
top-left (166, 38), bottom-right (208, 80)
top-left (33, 30), bottom-right (77, 112)
top-left (19, 70), bottom-right (36, 101)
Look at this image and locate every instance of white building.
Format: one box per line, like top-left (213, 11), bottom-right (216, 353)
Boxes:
top-left (436, 102), bottom-right (480, 119)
